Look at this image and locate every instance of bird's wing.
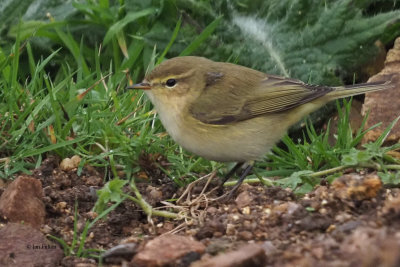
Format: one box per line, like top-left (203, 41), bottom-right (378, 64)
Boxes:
top-left (189, 74), bottom-right (333, 125)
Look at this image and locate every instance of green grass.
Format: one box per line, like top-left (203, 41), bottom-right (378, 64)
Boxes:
top-left (49, 199), bottom-right (123, 260)
top-left (0, 7), bottom-right (221, 181)
top-left (0, 4), bottom-right (223, 256)
top-left (247, 99), bottom-right (400, 194)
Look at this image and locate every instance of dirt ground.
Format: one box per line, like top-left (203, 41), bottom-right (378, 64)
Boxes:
top-left (19, 154), bottom-right (399, 267)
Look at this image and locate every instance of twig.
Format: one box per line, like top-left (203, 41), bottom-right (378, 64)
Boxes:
top-left (127, 181), bottom-right (182, 219)
top-left (223, 163), bottom-right (400, 187)
top-left (223, 177), bottom-right (274, 187)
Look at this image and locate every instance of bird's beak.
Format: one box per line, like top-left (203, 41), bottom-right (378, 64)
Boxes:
top-left (126, 82), bottom-right (151, 90)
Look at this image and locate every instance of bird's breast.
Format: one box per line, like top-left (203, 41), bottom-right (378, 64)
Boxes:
top-left (145, 92), bottom-right (289, 162)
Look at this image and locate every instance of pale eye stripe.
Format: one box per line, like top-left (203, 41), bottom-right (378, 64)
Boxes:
top-left (155, 69), bottom-right (196, 84)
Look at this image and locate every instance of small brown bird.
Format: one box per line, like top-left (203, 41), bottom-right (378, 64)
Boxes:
top-left (128, 56), bottom-right (392, 193)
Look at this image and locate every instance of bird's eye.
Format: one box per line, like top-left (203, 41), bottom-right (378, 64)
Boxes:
top-left (165, 79), bottom-right (177, 87)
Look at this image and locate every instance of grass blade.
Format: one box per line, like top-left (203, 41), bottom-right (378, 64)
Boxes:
top-left (103, 8), bottom-right (157, 45)
top-left (180, 16), bottom-right (222, 56)
top-left (156, 16), bottom-right (182, 65)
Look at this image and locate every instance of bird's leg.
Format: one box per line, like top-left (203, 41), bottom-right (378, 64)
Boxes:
top-left (216, 161), bottom-right (254, 201)
top-left (226, 163), bottom-right (253, 199)
top-left (219, 162), bottom-right (244, 187)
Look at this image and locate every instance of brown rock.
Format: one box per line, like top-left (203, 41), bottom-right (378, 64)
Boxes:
top-left (331, 174), bottom-right (382, 201)
top-left (131, 234), bottom-right (205, 267)
top-left (237, 230), bottom-right (253, 240)
top-left (382, 194), bottom-right (400, 220)
top-left (235, 190), bottom-right (254, 208)
top-left (84, 175), bottom-right (102, 186)
top-left (348, 174), bottom-right (382, 200)
top-left (145, 185), bottom-right (163, 205)
top-left (341, 227), bottom-right (400, 267)
top-left (362, 37), bottom-right (400, 144)
top-left (0, 175), bottom-right (45, 228)
top-left (60, 155), bottom-right (81, 171)
top-left (191, 243), bottom-right (267, 267)
top-left (0, 223), bottom-right (63, 267)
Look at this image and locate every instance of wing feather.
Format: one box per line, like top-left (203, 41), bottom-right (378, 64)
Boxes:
top-left (189, 68), bottom-right (333, 125)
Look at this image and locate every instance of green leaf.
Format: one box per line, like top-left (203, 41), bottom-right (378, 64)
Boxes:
top-left (156, 16), bottom-right (182, 65)
top-left (20, 137), bottom-right (85, 158)
top-left (378, 171), bottom-right (400, 185)
top-left (341, 148), bottom-right (372, 166)
top-left (180, 16), bottom-right (222, 57)
top-left (274, 170), bottom-right (313, 189)
top-left (0, 0), bottom-right (34, 26)
top-left (296, 183), bottom-right (314, 195)
top-left (8, 20), bottom-right (47, 40)
top-left (373, 116), bottom-right (400, 148)
top-left (103, 8), bottom-right (157, 45)
top-left (95, 178), bottom-right (128, 213)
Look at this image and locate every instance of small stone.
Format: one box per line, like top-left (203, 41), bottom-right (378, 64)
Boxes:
top-left (55, 201), bottom-right (67, 213)
top-left (382, 194), bottom-right (400, 219)
top-left (242, 220), bottom-right (253, 230)
top-left (348, 175), bottom-right (382, 200)
top-left (60, 158), bottom-right (74, 171)
top-left (264, 208), bottom-right (271, 215)
top-left (213, 231), bottom-right (223, 238)
top-left (332, 174), bottom-right (382, 201)
top-left (226, 223), bottom-right (236, 236)
top-left (326, 224), bottom-right (336, 233)
top-left (298, 214), bottom-right (332, 231)
top-left (238, 230), bottom-right (253, 240)
top-left (86, 211), bottom-right (98, 220)
top-left (235, 190), bottom-right (253, 208)
top-left (148, 186), bottom-right (163, 201)
top-left (286, 202), bottom-right (301, 215)
top-left (103, 243), bottom-right (138, 263)
top-left (131, 234), bottom-right (205, 267)
top-left (60, 155), bottom-right (81, 171)
top-left (241, 206), bottom-right (251, 215)
top-left (273, 203), bottom-right (288, 215)
top-left (71, 155), bottom-right (81, 166)
top-left (0, 175), bottom-right (45, 228)
top-left (232, 214), bottom-right (240, 221)
top-left (191, 243), bottom-right (267, 267)
top-left (319, 208), bottom-right (328, 215)
top-left (84, 176), bottom-right (102, 186)
top-left (41, 224), bottom-right (53, 235)
top-left (335, 212), bottom-right (353, 223)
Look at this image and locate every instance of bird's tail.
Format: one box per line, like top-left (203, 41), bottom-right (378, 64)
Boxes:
top-left (327, 81), bottom-right (393, 100)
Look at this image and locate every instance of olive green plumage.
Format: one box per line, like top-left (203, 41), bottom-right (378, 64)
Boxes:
top-left (128, 56), bottom-right (392, 162)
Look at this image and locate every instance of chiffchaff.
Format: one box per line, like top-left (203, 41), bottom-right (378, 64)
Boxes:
top-left (127, 56), bottom-right (392, 192)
